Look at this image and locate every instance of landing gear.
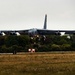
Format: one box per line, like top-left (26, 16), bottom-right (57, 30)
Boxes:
top-left (13, 50), bottom-right (17, 54)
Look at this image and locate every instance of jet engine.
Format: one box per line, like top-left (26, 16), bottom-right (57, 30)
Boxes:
top-left (9, 32), bottom-right (17, 35)
top-left (0, 32), bottom-right (3, 35)
top-left (55, 32), bottom-right (61, 35)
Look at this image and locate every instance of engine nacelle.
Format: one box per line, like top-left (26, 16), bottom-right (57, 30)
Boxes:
top-left (0, 32), bottom-right (3, 36)
top-left (10, 32), bottom-right (17, 35)
top-left (0, 33), bottom-right (3, 35)
top-left (55, 32), bottom-right (61, 35)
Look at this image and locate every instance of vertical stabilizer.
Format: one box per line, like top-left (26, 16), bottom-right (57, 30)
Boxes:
top-left (43, 14), bottom-right (47, 29)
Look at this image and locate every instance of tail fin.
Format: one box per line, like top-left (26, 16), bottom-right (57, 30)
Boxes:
top-left (43, 14), bottom-right (47, 29)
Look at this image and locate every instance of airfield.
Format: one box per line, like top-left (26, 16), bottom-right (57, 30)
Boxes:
top-left (0, 52), bottom-right (75, 75)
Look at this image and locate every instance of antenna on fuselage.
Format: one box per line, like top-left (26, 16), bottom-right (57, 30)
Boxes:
top-left (43, 14), bottom-right (47, 29)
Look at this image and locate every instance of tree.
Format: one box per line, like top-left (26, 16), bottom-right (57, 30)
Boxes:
top-left (61, 44), bottom-right (71, 51)
top-left (5, 36), bottom-right (18, 47)
top-left (51, 44), bottom-right (61, 51)
top-left (5, 35), bottom-right (30, 47)
top-left (0, 36), bottom-right (5, 46)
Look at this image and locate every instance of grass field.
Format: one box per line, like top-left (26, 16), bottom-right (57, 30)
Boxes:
top-left (0, 52), bottom-right (75, 75)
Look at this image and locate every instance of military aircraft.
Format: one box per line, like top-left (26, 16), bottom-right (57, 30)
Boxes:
top-left (0, 14), bottom-right (75, 36)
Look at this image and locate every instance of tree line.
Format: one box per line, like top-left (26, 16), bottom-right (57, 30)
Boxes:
top-left (0, 35), bottom-right (75, 53)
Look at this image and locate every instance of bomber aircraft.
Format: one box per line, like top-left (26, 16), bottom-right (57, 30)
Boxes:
top-left (0, 14), bottom-right (75, 36)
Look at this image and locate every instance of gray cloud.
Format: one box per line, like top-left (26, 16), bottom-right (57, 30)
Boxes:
top-left (0, 0), bottom-right (75, 30)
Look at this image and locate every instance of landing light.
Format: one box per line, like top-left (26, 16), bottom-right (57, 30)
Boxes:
top-left (28, 48), bottom-right (35, 53)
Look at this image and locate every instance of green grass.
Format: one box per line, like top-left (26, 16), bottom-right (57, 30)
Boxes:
top-left (0, 52), bottom-right (75, 75)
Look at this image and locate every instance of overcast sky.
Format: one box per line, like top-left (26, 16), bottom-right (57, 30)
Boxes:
top-left (0, 0), bottom-right (75, 30)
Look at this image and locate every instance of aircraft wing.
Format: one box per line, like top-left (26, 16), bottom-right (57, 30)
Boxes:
top-left (37, 29), bottom-right (58, 35)
top-left (58, 30), bottom-right (75, 34)
top-left (0, 29), bottom-right (75, 36)
top-left (0, 30), bottom-right (29, 35)
top-left (37, 29), bottom-right (75, 35)
top-left (16, 30), bottom-right (29, 35)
